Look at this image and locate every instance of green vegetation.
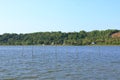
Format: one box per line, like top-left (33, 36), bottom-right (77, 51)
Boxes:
top-left (0, 29), bottom-right (120, 45)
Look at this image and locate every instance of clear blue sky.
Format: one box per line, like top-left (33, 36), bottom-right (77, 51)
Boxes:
top-left (0, 0), bottom-right (120, 34)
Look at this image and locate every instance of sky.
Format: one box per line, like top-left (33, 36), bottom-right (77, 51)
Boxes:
top-left (0, 0), bottom-right (120, 34)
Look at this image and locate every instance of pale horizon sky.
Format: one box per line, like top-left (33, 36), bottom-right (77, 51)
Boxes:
top-left (0, 0), bottom-right (120, 34)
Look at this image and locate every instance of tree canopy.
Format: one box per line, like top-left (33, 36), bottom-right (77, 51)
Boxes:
top-left (0, 29), bottom-right (120, 45)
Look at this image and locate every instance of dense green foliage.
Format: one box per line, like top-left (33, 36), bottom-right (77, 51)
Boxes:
top-left (0, 29), bottom-right (120, 45)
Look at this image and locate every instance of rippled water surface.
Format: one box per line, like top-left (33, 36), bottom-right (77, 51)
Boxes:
top-left (0, 46), bottom-right (120, 80)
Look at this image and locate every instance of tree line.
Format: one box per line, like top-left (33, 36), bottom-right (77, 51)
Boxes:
top-left (0, 29), bottom-right (120, 45)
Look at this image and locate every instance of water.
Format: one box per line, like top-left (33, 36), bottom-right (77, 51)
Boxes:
top-left (0, 46), bottom-right (120, 80)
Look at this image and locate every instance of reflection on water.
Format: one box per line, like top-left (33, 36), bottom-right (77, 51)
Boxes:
top-left (0, 46), bottom-right (120, 80)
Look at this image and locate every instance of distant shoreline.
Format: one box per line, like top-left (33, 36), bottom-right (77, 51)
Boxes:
top-left (0, 29), bottom-right (120, 45)
top-left (0, 44), bottom-right (119, 46)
